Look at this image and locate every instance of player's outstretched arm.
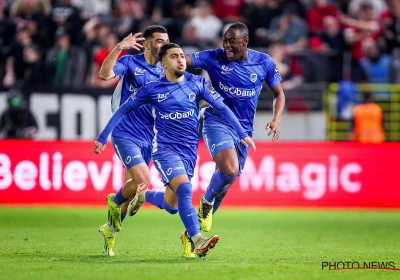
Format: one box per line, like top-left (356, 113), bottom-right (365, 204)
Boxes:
top-left (94, 90), bottom-right (147, 154)
top-left (266, 83), bottom-right (285, 142)
top-left (98, 33), bottom-right (145, 80)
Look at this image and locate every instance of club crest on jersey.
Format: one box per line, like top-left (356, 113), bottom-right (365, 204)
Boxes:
top-left (134, 67), bottom-right (146, 76)
top-left (189, 93), bottom-right (196, 102)
top-left (250, 74), bottom-right (257, 82)
top-left (157, 92), bottom-right (170, 102)
top-left (221, 65), bottom-right (233, 74)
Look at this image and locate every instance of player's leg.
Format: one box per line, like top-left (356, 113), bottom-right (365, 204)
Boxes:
top-left (127, 183), bottom-right (179, 216)
top-left (127, 143), bottom-right (178, 216)
top-left (200, 126), bottom-right (239, 231)
top-left (106, 137), bottom-right (150, 232)
top-left (203, 134), bottom-right (251, 218)
top-left (211, 138), bottom-right (250, 213)
top-left (212, 183), bottom-right (232, 213)
top-left (169, 174), bottom-right (219, 258)
top-left (153, 152), bottom-right (219, 258)
top-left (100, 170), bottom-right (131, 256)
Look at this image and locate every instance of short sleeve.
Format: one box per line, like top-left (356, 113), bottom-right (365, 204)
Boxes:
top-left (113, 55), bottom-right (131, 76)
top-left (265, 61), bottom-right (282, 89)
top-left (188, 50), bottom-right (216, 70)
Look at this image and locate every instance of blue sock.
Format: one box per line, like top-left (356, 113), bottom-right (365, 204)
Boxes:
top-left (121, 213), bottom-right (127, 222)
top-left (113, 188), bottom-right (128, 205)
top-left (145, 190), bottom-right (178, 214)
top-left (212, 197), bottom-right (224, 214)
top-left (176, 182), bottom-right (199, 238)
top-left (204, 170), bottom-right (236, 203)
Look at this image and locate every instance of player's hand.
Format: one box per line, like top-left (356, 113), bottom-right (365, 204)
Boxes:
top-left (266, 120), bottom-right (280, 142)
top-left (118, 32), bottom-right (145, 51)
top-left (240, 136), bottom-right (256, 151)
top-left (94, 141), bottom-right (106, 154)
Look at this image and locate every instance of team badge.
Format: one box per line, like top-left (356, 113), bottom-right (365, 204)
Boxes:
top-left (250, 74), bottom-right (257, 82)
top-left (189, 93), bottom-right (196, 102)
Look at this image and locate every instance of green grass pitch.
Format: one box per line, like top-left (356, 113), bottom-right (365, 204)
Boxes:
top-left (0, 207), bottom-right (399, 280)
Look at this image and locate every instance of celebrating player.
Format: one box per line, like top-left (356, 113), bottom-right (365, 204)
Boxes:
top-left (94, 43), bottom-right (256, 258)
top-left (97, 25), bottom-right (170, 256)
top-left (185, 22), bottom-right (285, 233)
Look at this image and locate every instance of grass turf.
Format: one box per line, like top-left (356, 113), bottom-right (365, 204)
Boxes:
top-left (0, 208), bottom-right (399, 280)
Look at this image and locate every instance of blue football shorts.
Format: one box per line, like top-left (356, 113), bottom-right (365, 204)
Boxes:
top-left (152, 146), bottom-right (196, 185)
top-left (111, 135), bottom-right (152, 169)
top-left (203, 121), bottom-right (250, 176)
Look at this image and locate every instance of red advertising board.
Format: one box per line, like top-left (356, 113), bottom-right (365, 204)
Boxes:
top-left (1, 140), bottom-right (399, 208)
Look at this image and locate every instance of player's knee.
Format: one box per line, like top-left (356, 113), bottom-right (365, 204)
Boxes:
top-left (219, 165), bottom-right (239, 178)
top-left (123, 178), bottom-right (134, 187)
top-left (176, 182), bottom-right (192, 199)
top-left (164, 203), bottom-right (178, 215)
top-left (219, 170), bottom-right (237, 184)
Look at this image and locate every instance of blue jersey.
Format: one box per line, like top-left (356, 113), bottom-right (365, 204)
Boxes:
top-left (189, 48), bottom-right (282, 136)
top-left (97, 72), bottom-right (248, 160)
top-left (111, 53), bottom-right (164, 144)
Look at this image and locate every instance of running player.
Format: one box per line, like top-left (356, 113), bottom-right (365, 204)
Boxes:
top-left (185, 22), bottom-right (285, 232)
top-left (97, 25), bottom-right (171, 256)
top-left (94, 43), bottom-right (256, 258)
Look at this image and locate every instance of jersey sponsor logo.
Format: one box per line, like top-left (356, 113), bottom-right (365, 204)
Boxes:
top-left (157, 92), bottom-right (170, 102)
top-left (211, 140), bottom-right (229, 152)
top-left (129, 84), bottom-right (139, 92)
top-left (189, 93), bottom-right (196, 102)
top-left (159, 108), bottom-right (195, 120)
top-left (221, 64), bottom-right (233, 74)
top-left (219, 81), bottom-right (256, 97)
top-left (250, 74), bottom-right (257, 82)
top-left (134, 67), bottom-right (147, 76)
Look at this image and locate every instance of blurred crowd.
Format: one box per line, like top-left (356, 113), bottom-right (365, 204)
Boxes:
top-left (1, 0), bottom-right (400, 90)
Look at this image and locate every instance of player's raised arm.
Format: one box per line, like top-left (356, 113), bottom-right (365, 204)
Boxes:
top-left (265, 83), bottom-right (285, 142)
top-left (98, 33), bottom-right (145, 80)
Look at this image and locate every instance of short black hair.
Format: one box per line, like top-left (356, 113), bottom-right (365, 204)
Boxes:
top-left (158, 42), bottom-right (181, 61)
top-left (227, 22), bottom-right (249, 37)
top-left (143, 25), bottom-right (168, 39)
